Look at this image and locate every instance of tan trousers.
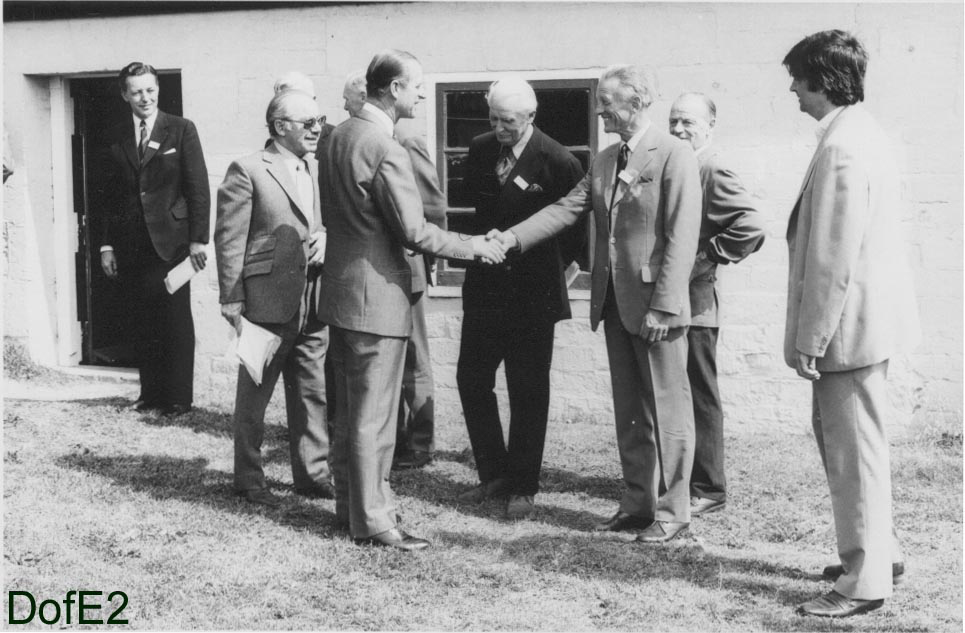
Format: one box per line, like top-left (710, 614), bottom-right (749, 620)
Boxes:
top-left (812, 359), bottom-right (902, 600)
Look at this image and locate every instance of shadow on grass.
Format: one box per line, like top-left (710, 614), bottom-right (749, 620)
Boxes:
top-left (56, 451), bottom-right (345, 537)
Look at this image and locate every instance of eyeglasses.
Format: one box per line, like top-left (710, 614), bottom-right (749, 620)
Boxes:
top-left (280, 116), bottom-right (326, 130)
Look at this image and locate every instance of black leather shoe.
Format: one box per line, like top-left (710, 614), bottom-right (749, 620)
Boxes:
top-left (392, 450), bottom-right (432, 471)
top-left (690, 496), bottom-right (726, 516)
top-left (354, 528), bottom-right (430, 551)
top-left (295, 480), bottom-right (336, 499)
top-left (131, 399), bottom-right (160, 412)
top-left (823, 562), bottom-right (905, 585)
top-left (635, 520), bottom-right (690, 543)
top-left (593, 510), bottom-right (654, 532)
top-left (162, 404), bottom-right (192, 416)
top-left (457, 478), bottom-right (511, 503)
top-left (797, 590), bottom-right (884, 617)
top-left (237, 488), bottom-right (281, 508)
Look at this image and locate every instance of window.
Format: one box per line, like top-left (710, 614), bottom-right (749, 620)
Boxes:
top-left (433, 78), bottom-right (598, 290)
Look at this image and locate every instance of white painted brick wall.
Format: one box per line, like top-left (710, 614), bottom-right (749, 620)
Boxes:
top-left (3, 2), bottom-right (962, 437)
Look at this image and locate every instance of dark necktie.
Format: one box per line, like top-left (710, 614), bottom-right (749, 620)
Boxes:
top-left (138, 120), bottom-right (148, 160)
top-left (609, 143), bottom-right (630, 209)
top-left (495, 146), bottom-right (516, 186)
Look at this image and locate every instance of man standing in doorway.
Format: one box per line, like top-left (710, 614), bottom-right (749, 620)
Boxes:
top-left (782, 30), bottom-right (918, 617)
top-left (668, 92), bottom-right (766, 517)
top-left (98, 61), bottom-right (209, 416)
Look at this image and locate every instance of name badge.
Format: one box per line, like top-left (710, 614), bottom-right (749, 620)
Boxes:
top-left (513, 175), bottom-right (529, 190)
top-left (617, 169), bottom-right (636, 185)
top-left (147, 140), bottom-right (161, 150)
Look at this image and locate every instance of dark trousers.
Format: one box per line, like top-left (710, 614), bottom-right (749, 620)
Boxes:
top-left (687, 326), bottom-right (726, 501)
top-left (456, 313), bottom-right (555, 496)
top-left (396, 291), bottom-right (435, 454)
top-left (233, 304), bottom-right (330, 492)
top-left (129, 253), bottom-right (195, 407)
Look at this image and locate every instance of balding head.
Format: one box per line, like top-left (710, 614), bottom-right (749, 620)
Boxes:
top-left (273, 71), bottom-right (315, 97)
top-left (342, 69), bottom-right (367, 117)
top-left (669, 92), bottom-right (716, 151)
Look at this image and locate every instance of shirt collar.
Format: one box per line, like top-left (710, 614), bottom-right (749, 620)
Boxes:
top-left (507, 124), bottom-right (535, 159)
top-left (362, 102), bottom-right (395, 138)
top-left (133, 110), bottom-right (158, 134)
top-left (624, 120), bottom-right (650, 154)
top-left (815, 106), bottom-right (844, 142)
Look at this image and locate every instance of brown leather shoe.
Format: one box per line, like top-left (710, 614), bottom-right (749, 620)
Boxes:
top-left (634, 520), bottom-right (690, 543)
top-left (690, 496), bottom-right (726, 516)
top-left (797, 590), bottom-right (884, 617)
top-left (237, 488), bottom-right (281, 508)
top-left (295, 480), bottom-right (336, 499)
top-left (823, 562), bottom-right (904, 585)
top-left (354, 528), bottom-right (430, 551)
top-left (593, 510), bottom-right (654, 532)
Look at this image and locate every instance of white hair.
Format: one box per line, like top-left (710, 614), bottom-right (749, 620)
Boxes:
top-left (273, 71), bottom-right (315, 97)
top-left (486, 75), bottom-right (537, 115)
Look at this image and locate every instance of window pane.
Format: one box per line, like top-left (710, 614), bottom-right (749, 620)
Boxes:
top-left (534, 89), bottom-right (589, 146)
top-left (446, 92), bottom-right (489, 148)
top-left (445, 153), bottom-right (473, 208)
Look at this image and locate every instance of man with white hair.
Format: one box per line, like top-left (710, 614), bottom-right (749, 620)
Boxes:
top-left (490, 65), bottom-right (702, 543)
top-left (456, 76), bottom-right (584, 519)
top-left (341, 70), bottom-right (367, 117)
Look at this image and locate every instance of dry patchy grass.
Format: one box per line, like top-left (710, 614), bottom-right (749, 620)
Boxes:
top-left (2, 372), bottom-right (962, 631)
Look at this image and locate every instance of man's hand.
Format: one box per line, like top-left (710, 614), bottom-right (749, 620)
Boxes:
top-left (485, 228), bottom-right (519, 252)
top-left (189, 242), bottom-right (207, 272)
top-left (795, 352), bottom-right (821, 381)
top-left (309, 231), bottom-right (326, 266)
top-left (471, 235), bottom-right (506, 265)
top-left (101, 251), bottom-right (118, 279)
top-left (221, 301), bottom-right (245, 334)
top-left (640, 309), bottom-right (672, 343)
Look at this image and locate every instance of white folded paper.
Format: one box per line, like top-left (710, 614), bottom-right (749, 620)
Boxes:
top-left (564, 261), bottom-right (581, 288)
top-left (164, 256), bottom-right (200, 294)
top-left (234, 317), bottom-right (282, 386)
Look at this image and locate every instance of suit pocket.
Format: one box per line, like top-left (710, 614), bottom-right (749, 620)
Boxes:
top-left (170, 197), bottom-right (189, 219)
top-left (243, 259), bottom-right (273, 278)
top-left (243, 235), bottom-right (276, 276)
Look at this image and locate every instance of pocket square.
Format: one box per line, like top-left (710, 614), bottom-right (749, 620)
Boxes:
top-left (162, 148), bottom-right (177, 155)
top-left (525, 183), bottom-right (544, 193)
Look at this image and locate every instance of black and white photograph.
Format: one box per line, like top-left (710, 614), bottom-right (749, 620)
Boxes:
top-left (3, 0), bottom-right (962, 629)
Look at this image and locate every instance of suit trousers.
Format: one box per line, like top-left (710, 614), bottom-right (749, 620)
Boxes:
top-left (687, 326), bottom-right (726, 501)
top-left (130, 252), bottom-right (195, 407)
top-left (396, 291), bottom-right (435, 454)
top-left (457, 312), bottom-right (556, 496)
top-left (329, 326), bottom-right (406, 539)
top-left (812, 359), bottom-right (902, 600)
top-left (602, 292), bottom-right (694, 523)
top-left (233, 299), bottom-right (331, 492)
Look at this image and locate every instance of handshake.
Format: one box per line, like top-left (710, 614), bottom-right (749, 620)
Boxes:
top-left (470, 229), bottom-right (519, 265)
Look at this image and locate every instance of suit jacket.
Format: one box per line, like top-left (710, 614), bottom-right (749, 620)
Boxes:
top-left (399, 134), bottom-right (447, 294)
top-left (463, 127), bottom-right (585, 323)
top-left (689, 146), bottom-right (766, 327)
top-left (214, 143), bottom-right (323, 324)
top-left (100, 111), bottom-right (210, 262)
top-left (785, 105), bottom-right (919, 371)
top-left (512, 125), bottom-right (702, 334)
top-left (318, 107), bottom-right (474, 337)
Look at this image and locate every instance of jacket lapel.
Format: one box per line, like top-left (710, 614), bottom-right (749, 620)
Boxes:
top-left (788, 106), bottom-right (852, 240)
top-left (264, 144), bottom-right (310, 228)
top-left (120, 121), bottom-right (139, 171)
top-left (498, 126), bottom-right (543, 202)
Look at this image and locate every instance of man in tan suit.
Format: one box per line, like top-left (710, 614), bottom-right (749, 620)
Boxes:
top-left (319, 49), bottom-right (505, 550)
top-left (491, 64), bottom-right (702, 544)
top-left (215, 89), bottom-right (332, 508)
top-left (783, 30), bottom-right (919, 617)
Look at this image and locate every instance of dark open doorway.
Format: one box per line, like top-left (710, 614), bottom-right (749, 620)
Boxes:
top-left (71, 72), bottom-right (182, 366)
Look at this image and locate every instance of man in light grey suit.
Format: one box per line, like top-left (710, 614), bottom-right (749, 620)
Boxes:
top-left (490, 65), bottom-right (702, 544)
top-left (783, 30), bottom-right (919, 617)
top-left (668, 93), bottom-right (766, 517)
top-left (319, 49), bottom-right (505, 550)
top-left (215, 89), bottom-right (332, 508)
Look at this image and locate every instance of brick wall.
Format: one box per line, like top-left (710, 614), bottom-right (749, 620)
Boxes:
top-left (4, 2), bottom-right (962, 435)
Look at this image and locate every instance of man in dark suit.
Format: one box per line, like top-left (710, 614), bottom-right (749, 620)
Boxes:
top-left (456, 76), bottom-right (584, 519)
top-left (668, 93), bottom-right (766, 517)
top-left (215, 89), bottom-right (332, 508)
top-left (98, 61), bottom-right (209, 416)
top-left (319, 49), bottom-right (505, 550)
top-left (490, 64), bottom-right (702, 544)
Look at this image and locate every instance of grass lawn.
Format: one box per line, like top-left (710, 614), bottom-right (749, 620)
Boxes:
top-left (3, 367), bottom-right (962, 631)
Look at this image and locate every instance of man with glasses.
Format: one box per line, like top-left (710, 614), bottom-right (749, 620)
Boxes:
top-left (215, 89), bottom-right (332, 508)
